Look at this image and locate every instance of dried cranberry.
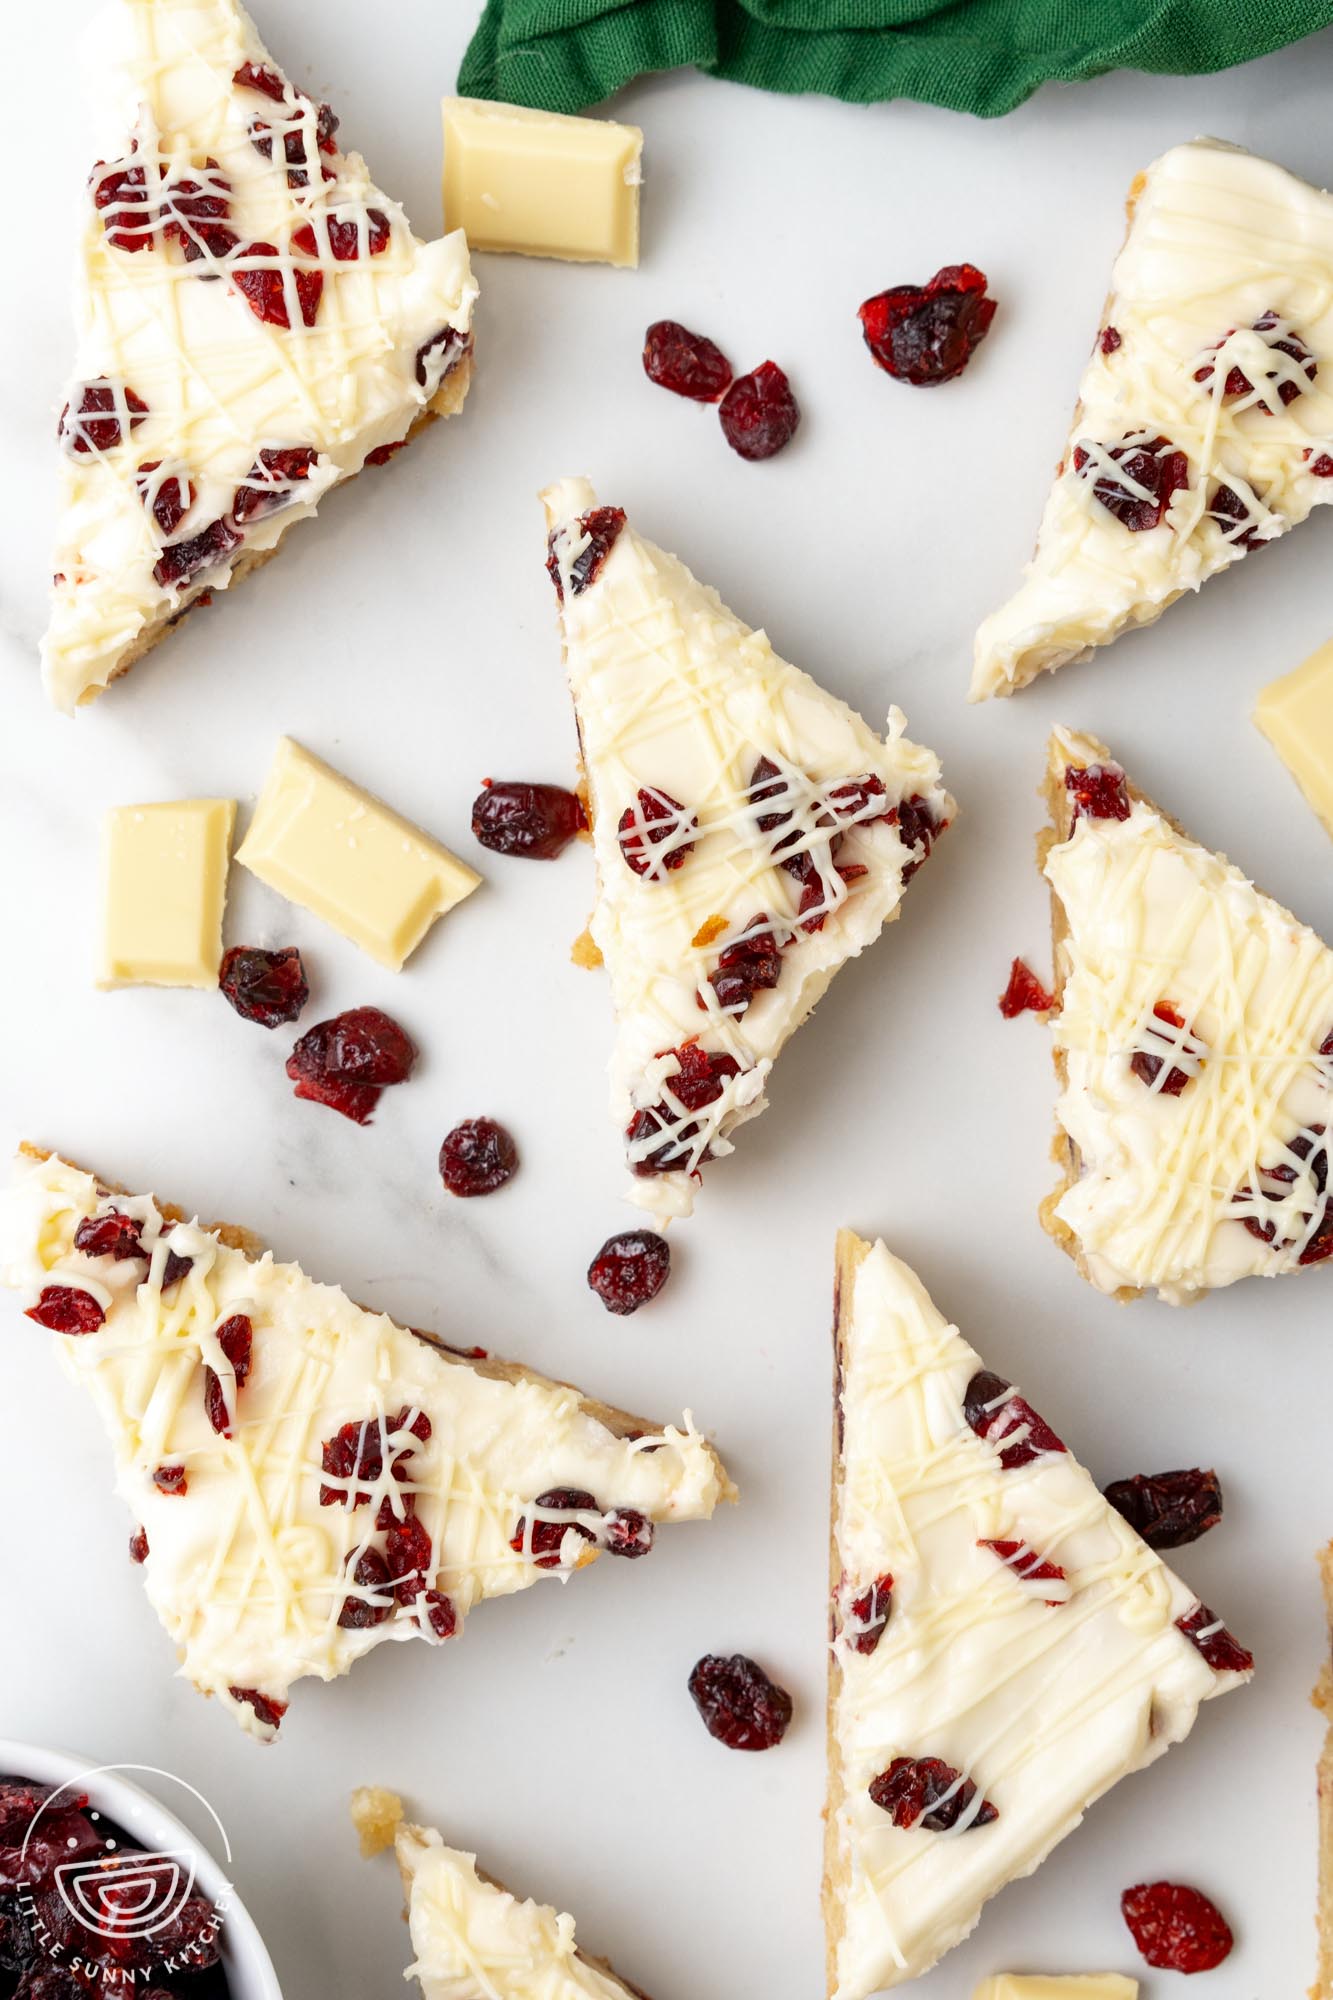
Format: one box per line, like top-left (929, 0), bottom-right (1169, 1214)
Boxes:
top-left (718, 361), bottom-right (800, 461)
top-left (999, 958), bottom-right (1055, 1018)
top-left (179, 221), bottom-right (239, 264)
top-left (869, 1755), bottom-right (998, 1831)
top-left (688, 1654), bottom-right (792, 1750)
top-left (230, 242), bottom-right (323, 327)
top-left (964, 1369), bottom-right (1066, 1469)
top-left (59, 381), bottom-right (148, 454)
top-left (618, 788), bottom-right (697, 878)
top-left (25, 1287), bottom-right (105, 1334)
top-left (233, 60), bottom-right (287, 101)
top-left (979, 1538), bottom-right (1067, 1596)
top-left (203, 1313), bottom-right (254, 1437)
top-left (749, 756), bottom-right (798, 841)
top-left (364, 441), bottom-right (405, 467)
top-left (1105, 1468), bottom-right (1222, 1549)
top-left (1209, 481), bottom-right (1263, 550)
top-left (161, 158), bottom-right (232, 242)
top-left (152, 517), bottom-right (241, 590)
top-left (642, 319), bottom-right (733, 401)
top-left (74, 1210), bottom-right (146, 1261)
top-left (385, 1512), bottom-right (434, 1603)
top-left (1308, 450), bottom-right (1333, 477)
top-left (292, 209), bottom-right (390, 260)
top-left (1239, 1127), bottom-right (1330, 1257)
top-left (439, 1118), bottom-right (519, 1197)
top-left (546, 506), bottom-right (627, 600)
top-left (1194, 310), bottom-right (1314, 408)
top-left (845, 1574), bottom-right (894, 1655)
top-left (1065, 761), bottom-right (1131, 823)
top-left (471, 779), bottom-right (586, 859)
top-left (1100, 325), bottom-right (1123, 354)
top-left (160, 1246), bottom-right (194, 1287)
top-left (338, 1546), bottom-right (393, 1628)
top-left (135, 460), bottom-right (194, 537)
top-left (231, 445), bottom-right (319, 522)
top-left (1130, 1002), bottom-right (1200, 1096)
top-left (220, 945), bottom-right (309, 1026)
top-left (415, 326), bottom-right (466, 390)
top-left (1072, 434), bottom-right (1188, 531)
top-left (894, 794), bottom-right (944, 880)
top-left (319, 1412), bottom-right (420, 1508)
top-left (153, 1463), bottom-right (187, 1495)
top-left (419, 1591), bottom-right (457, 1639)
top-left (858, 265), bottom-right (996, 387)
top-left (602, 1508), bottom-right (654, 1558)
top-left (128, 1527), bottom-right (149, 1564)
top-left (287, 1006), bottom-right (417, 1124)
top-left (92, 153), bottom-right (154, 251)
top-left (229, 1684), bottom-right (288, 1730)
top-left (511, 1488), bottom-right (600, 1569)
top-left (1176, 1602), bottom-right (1253, 1674)
top-left (587, 1230), bottom-right (671, 1314)
top-left (828, 774), bottom-right (888, 820)
top-left (626, 1044), bottom-right (741, 1175)
top-left (1121, 1881), bottom-right (1233, 1973)
top-left (706, 918), bottom-right (782, 1014)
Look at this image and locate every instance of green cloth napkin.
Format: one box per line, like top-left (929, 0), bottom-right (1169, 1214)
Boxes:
top-left (457, 0), bottom-right (1333, 119)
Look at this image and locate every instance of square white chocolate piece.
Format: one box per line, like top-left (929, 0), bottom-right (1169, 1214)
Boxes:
top-left (236, 739), bottom-right (480, 970)
top-left (99, 799), bottom-right (235, 989)
top-left (972, 1981), bottom-right (1138, 2000)
top-left (442, 97), bottom-right (641, 266)
top-left (1255, 638), bottom-right (1333, 840)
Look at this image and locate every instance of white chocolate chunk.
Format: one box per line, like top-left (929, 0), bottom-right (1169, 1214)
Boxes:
top-left (1255, 638), bottom-right (1333, 841)
top-left (99, 799), bottom-right (234, 988)
top-left (443, 98), bottom-right (641, 265)
top-left (972, 1980), bottom-right (1138, 2000)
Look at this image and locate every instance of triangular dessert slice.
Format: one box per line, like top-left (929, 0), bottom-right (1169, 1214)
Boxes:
top-left (45, 0), bottom-right (478, 710)
top-left (353, 1790), bottom-right (649, 2000)
top-left (542, 477), bottom-right (954, 1223)
top-left (825, 1231), bottom-right (1252, 1997)
top-left (0, 1149), bottom-right (731, 1739)
top-left (972, 139), bottom-right (1333, 700)
top-left (1041, 726), bottom-right (1333, 1300)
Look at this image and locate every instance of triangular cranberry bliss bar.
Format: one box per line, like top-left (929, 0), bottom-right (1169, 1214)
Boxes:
top-left (0, 1149), bottom-right (732, 1741)
top-left (1040, 727), bottom-right (1333, 1301)
top-left (541, 477), bottom-right (954, 1224)
top-left (44, 0), bottom-right (478, 711)
top-left (353, 1790), bottom-right (652, 2000)
top-left (972, 139), bottom-right (1333, 700)
top-left (824, 1231), bottom-right (1252, 1997)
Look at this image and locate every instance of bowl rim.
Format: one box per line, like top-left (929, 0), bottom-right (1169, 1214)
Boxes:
top-left (0, 1735), bottom-right (283, 2000)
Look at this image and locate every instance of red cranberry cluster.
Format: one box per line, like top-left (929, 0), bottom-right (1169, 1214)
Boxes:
top-left (643, 321), bottom-right (800, 462)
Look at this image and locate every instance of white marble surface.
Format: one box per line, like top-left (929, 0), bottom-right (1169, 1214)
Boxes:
top-left (2, 4), bottom-right (1331, 1995)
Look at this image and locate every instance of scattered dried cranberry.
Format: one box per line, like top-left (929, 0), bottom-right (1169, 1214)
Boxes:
top-left (74, 1210), bottom-right (146, 1261)
top-left (602, 1508), bottom-right (654, 1558)
top-left (1121, 1881), bottom-right (1233, 1973)
top-left (320, 1410), bottom-right (423, 1508)
top-left (869, 1755), bottom-right (998, 1831)
top-left (1073, 434), bottom-right (1188, 531)
top-left (233, 60), bottom-right (287, 101)
top-left (338, 1546), bottom-right (394, 1629)
top-left (587, 1230), bottom-right (671, 1314)
top-left (964, 1369), bottom-right (1066, 1470)
top-left (998, 958), bottom-right (1055, 1018)
top-left (59, 381), bottom-right (148, 454)
top-left (1308, 450), bottom-right (1333, 477)
top-left (220, 945), bottom-right (309, 1027)
top-left (135, 460), bottom-right (194, 537)
top-left (643, 319), bottom-right (733, 401)
top-left (894, 794), bottom-right (945, 880)
top-left (511, 1488), bottom-right (600, 1569)
top-left (471, 779), bottom-right (586, 859)
top-left (1176, 1602), bottom-right (1253, 1674)
top-left (688, 1653), bottom-right (792, 1750)
top-left (625, 1043), bottom-right (741, 1175)
top-left (618, 788), bottom-right (697, 878)
top-left (364, 441), bottom-right (405, 467)
top-left (232, 445), bottom-right (320, 523)
top-left (718, 361), bottom-right (800, 460)
top-left (204, 1313), bottom-right (254, 1436)
top-left (749, 756), bottom-right (798, 841)
top-left (858, 265), bottom-right (996, 387)
top-left (160, 1245), bottom-right (194, 1288)
top-left (287, 1006), bottom-right (417, 1123)
top-left (706, 917), bottom-right (782, 1014)
top-left (546, 505), bottom-right (627, 600)
top-left (1065, 761), bottom-right (1131, 823)
top-left (1131, 1002), bottom-right (1200, 1096)
top-left (1194, 310), bottom-right (1314, 408)
top-left (415, 326), bottom-right (467, 391)
top-left (439, 1118), bottom-right (519, 1197)
top-left (25, 1287), bottom-right (105, 1334)
top-left (845, 1574), bottom-right (894, 1655)
top-left (91, 153), bottom-right (154, 251)
top-left (292, 209), bottom-right (390, 260)
top-left (418, 1591), bottom-right (457, 1639)
top-left (979, 1538), bottom-right (1067, 1597)
top-left (1100, 325), bottom-right (1123, 354)
top-left (161, 159), bottom-right (232, 251)
top-left (384, 1511), bottom-right (434, 1603)
top-left (153, 1463), bottom-right (188, 1495)
top-left (128, 1527), bottom-right (149, 1564)
top-left (1207, 480), bottom-right (1263, 551)
top-left (230, 242), bottom-right (323, 327)
top-left (229, 1684), bottom-right (288, 1730)
top-left (1238, 1128), bottom-right (1330, 1259)
top-left (152, 517), bottom-right (241, 590)
top-left (1105, 1468), bottom-right (1222, 1549)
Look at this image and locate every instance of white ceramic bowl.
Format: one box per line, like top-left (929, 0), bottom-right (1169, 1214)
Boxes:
top-left (0, 1738), bottom-right (282, 2000)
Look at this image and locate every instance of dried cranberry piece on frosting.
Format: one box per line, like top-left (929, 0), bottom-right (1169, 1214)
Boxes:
top-left (292, 209), bottom-right (390, 260)
top-left (319, 1409), bottom-right (423, 1508)
top-left (74, 1210), bottom-right (147, 1261)
top-left (546, 506), bottom-right (627, 602)
top-left (617, 788), bottom-right (697, 878)
top-left (129, 1527), bottom-right (149, 1565)
top-left (869, 1755), bottom-right (998, 1831)
top-left (152, 517), bottom-right (241, 591)
top-left (893, 794), bottom-right (944, 880)
top-left (1193, 310), bottom-right (1315, 408)
top-left (91, 152), bottom-right (155, 251)
top-left (1208, 480), bottom-right (1264, 550)
top-left (153, 1464), bottom-right (188, 1495)
top-left (231, 446), bottom-right (320, 523)
top-left (626, 1044), bottom-right (741, 1176)
top-left (1130, 1002), bottom-right (1204, 1096)
top-left (1175, 1601), bottom-right (1254, 1674)
top-left (25, 1286), bottom-right (105, 1334)
top-left (204, 1314), bottom-right (254, 1437)
top-left (979, 1538), bottom-right (1067, 1598)
top-left (384, 1512), bottom-right (434, 1604)
top-left (230, 242), bottom-right (323, 328)
top-left (1072, 434), bottom-right (1188, 531)
top-left (338, 1546), bottom-right (394, 1629)
top-left (1064, 760), bottom-right (1131, 822)
top-left (963, 1370), bottom-right (1066, 1470)
top-left (229, 1685), bottom-right (288, 1732)
top-left (59, 381), bottom-right (148, 455)
top-left (706, 918), bottom-right (782, 1014)
top-left (415, 325), bottom-right (466, 391)
top-left (511, 1488), bottom-right (601, 1569)
top-left (858, 265), bottom-right (996, 387)
top-left (135, 461), bottom-right (194, 538)
top-left (844, 1574), bottom-right (894, 1655)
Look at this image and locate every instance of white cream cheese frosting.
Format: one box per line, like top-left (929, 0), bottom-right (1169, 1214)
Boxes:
top-left (395, 1820), bottom-right (642, 2000)
top-left (0, 1152), bottom-right (730, 1739)
top-left (973, 139), bottom-right (1333, 699)
top-left (825, 1234), bottom-right (1251, 1999)
top-left (44, 0), bottom-right (478, 710)
top-left (542, 477), bottom-right (955, 1224)
top-left (1046, 727), bottom-right (1333, 1301)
